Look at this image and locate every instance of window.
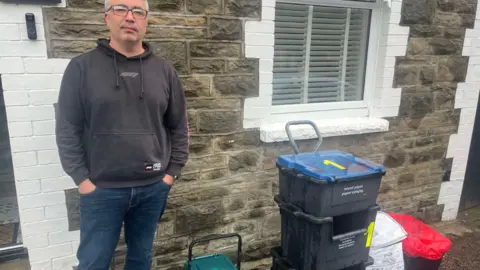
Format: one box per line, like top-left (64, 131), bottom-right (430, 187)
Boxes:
top-left (272, 0), bottom-right (378, 106)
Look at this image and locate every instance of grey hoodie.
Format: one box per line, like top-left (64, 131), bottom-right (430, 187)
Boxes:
top-left (55, 38), bottom-right (189, 188)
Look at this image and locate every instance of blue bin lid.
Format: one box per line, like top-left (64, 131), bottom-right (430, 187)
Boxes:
top-left (276, 150), bottom-right (385, 183)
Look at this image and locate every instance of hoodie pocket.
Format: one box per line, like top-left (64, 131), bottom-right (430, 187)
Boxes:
top-left (89, 132), bottom-right (163, 182)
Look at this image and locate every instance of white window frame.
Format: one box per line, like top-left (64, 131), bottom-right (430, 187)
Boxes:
top-left (270, 0), bottom-right (383, 119)
top-left (243, 0), bottom-right (408, 141)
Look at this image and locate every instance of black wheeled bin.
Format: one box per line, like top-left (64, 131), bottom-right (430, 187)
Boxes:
top-left (277, 121), bottom-right (386, 217)
top-left (270, 246), bottom-right (374, 270)
top-left (271, 247), bottom-right (295, 270)
top-left (274, 195), bottom-right (380, 270)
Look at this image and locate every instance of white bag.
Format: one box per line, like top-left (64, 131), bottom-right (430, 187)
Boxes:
top-left (366, 211), bottom-right (407, 270)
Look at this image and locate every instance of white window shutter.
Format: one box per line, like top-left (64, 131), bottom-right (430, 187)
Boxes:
top-left (272, 2), bottom-right (310, 106)
top-left (344, 8), bottom-right (370, 101)
top-left (272, 2), bottom-right (371, 105)
top-left (307, 6), bottom-right (347, 103)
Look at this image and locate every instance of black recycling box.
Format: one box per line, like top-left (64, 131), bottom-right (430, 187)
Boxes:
top-left (271, 247), bottom-right (295, 270)
top-left (403, 253), bottom-right (443, 270)
top-left (274, 195), bottom-right (380, 270)
top-left (271, 246), bottom-right (374, 270)
top-left (342, 256), bottom-right (374, 270)
top-left (276, 149), bottom-right (385, 217)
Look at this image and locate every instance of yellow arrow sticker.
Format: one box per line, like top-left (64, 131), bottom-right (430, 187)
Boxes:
top-left (323, 160), bottom-right (346, 170)
top-left (365, 222), bottom-right (375, 247)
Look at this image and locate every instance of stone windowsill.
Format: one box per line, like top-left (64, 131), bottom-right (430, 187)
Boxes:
top-left (259, 117), bottom-right (390, 143)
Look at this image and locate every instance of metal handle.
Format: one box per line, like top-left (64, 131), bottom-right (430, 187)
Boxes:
top-left (293, 211), bottom-right (333, 225)
top-left (285, 120), bottom-right (323, 154)
top-left (274, 195), bottom-right (333, 225)
top-left (332, 228), bottom-right (367, 241)
top-left (187, 233), bottom-right (242, 270)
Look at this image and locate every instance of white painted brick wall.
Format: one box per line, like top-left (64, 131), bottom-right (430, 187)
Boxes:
top-left (10, 135), bottom-right (56, 152)
top-left (242, 0), bottom-right (275, 129)
top-left (6, 106), bottom-right (54, 122)
top-left (33, 120), bottom-right (56, 135)
top-left (14, 164), bottom-right (64, 181)
top-left (30, 91), bottom-right (60, 106)
top-left (48, 231), bottom-right (80, 245)
top-left (1, 11), bottom-right (73, 270)
top-left (30, 260), bottom-right (53, 270)
top-left (243, 0), bottom-right (409, 128)
top-left (23, 234), bottom-right (49, 250)
top-left (0, 41), bottom-right (47, 57)
top-left (0, 24), bottom-right (21, 40)
top-left (19, 208), bottom-right (45, 223)
top-left (24, 58), bottom-right (69, 74)
top-left (12, 151), bottom-right (37, 167)
top-left (41, 177), bottom-right (76, 193)
top-left (2, 74), bottom-right (63, 90)
top-left (0, 58), bottom-right (25, 73)
top-left (28, 243), bottom-right (73, 263)
top-left (18, 192), bottom-right (66, 211)
top-left (52, 255), bottom-right (78, 270)
top-left (439, 3), bottom-right (480, 221)
top-left (38, 150), bottom-right (61, 165)
top-left (3, 91), bottom-right (29, 106)
top-left (7, 122), bottom-right (33, 137)
top-left (16, 180), bottom-right (41, 196)
top-left (45, 204), bottom-right (68, 219)
top-left (71, 241), bottom-right (79, 255)
top-left (22, 218), bottom-right (69, 237)
top-left (0, 3), bottom-right (75, 261)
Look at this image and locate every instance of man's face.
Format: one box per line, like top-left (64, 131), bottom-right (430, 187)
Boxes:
top-left (104, 0), bottom-right (148, 44)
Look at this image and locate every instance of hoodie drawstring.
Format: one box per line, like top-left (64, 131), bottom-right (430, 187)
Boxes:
top-left (113, 52), bottom-right (120, 90)
top-left (112, 50), bottom-right (145, 99)
top-left (139, 57), bottom-right (144, 99)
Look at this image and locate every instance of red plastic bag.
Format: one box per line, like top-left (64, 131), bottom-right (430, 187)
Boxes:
top-left (388, 213), bottom-right (452, 260)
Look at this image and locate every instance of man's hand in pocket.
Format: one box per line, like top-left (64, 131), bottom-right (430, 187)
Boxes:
top-left (163, 174), bottom-right (174, 186)
top-left (78, 179), bottom-right (96, 195)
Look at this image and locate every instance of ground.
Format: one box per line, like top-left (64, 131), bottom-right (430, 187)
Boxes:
top-left (433, 207), bottom-right (480, 270)
top-left (0, 259), bottom-right (29, 270)
top-left (1, 207), bottom-right (480, 269)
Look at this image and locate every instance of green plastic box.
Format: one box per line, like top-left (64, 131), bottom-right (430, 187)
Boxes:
top-left (184, 233), bottom-right (242, 270)
top-left (184, 254), bottom-right (236, 270)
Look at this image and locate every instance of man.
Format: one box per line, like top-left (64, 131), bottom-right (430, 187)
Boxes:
top-left (55, 0), bottom-right (189, 269)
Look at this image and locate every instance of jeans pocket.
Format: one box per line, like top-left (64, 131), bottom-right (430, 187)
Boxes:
top-left (158, 179), bottom-right (172, 191)
top-left (79, 187), bottom-right (100, 197)
top-left (163, 180), bottom-right (173, 189)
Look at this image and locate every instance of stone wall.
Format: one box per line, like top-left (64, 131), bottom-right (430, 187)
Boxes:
top-left (44, 0), bottom-right (279, 269)
top-left (260, 0), bottom-right (474, 222)
top-left (38, 0), bottom-right (476, 269)
top-left (440, 1), bottom-right (480, 220)
top-left (268, 0), bottom-right (475, 220)
top-left (265, 0), bottom-right (474, 223)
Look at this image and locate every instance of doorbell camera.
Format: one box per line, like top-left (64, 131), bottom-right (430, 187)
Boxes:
top-left (25, 13), bottom-right (37, 40)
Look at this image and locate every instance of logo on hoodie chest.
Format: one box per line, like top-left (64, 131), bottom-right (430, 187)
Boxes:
top-left (120, 72), bottom-right (139, 78)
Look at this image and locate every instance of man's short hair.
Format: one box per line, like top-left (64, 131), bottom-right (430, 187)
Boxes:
top-left (104, 0), bottom-right (150, 11)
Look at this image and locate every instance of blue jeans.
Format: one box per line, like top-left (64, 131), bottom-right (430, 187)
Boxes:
top-left (76, 179), bottom-right (171, 270)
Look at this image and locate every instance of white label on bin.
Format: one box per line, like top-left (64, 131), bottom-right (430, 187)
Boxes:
top-left (338, 236), bottom-right (356, 250)
top-left (341, 185), bottom-right (364, 196)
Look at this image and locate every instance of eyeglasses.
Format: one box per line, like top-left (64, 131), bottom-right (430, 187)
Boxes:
top-left (107, 4), bottom-right (148, 19)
